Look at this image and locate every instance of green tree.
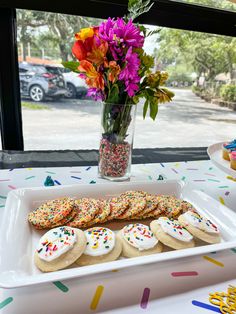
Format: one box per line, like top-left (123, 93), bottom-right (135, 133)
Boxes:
top-left (17, 10), bottom-right (46, 60)
top-left (17, 10), bottom-right (101, 61)
top-left (183, 0), bottom-right (236, 11)
top-left (155, 28), bottom-right (236, 84)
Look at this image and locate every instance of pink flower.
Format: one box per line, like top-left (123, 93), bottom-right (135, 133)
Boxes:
top-left (99, 18), bottom-right (144, 60)
top-left (114, 18), bottom-right (144, 48)
top-left (119, 47), bottom-right (140, 97)
top-left (87, 88), bottom-right (105, 101)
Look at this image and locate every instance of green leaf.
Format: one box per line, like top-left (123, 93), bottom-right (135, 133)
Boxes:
top-left (106, 84), bottom-right (120, 104)
top-left (149, 100), bottom-right (158, 120)
top-left (143, 99), bottom-right (149, 119)
top-left (127, 0), bottom-right (154, 21)
top-left (62, 61), bottom-right (80, 73)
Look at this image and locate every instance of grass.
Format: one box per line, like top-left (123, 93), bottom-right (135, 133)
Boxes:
top-left (21, 101), bottom-right (50, 110)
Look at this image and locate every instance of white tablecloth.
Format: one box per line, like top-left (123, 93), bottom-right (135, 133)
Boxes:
top-left (0, 160), bottom-right (236, 314)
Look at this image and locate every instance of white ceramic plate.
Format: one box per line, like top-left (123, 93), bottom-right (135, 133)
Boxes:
top-left (207, 142), bottom-right (236, 177)
top-left (1, 180), bottom-right (236, 289)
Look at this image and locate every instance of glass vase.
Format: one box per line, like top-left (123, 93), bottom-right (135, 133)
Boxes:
top-left (98, 102), bottom-right (137, 181)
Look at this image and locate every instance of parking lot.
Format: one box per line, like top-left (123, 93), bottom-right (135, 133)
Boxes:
top-left (18, 89), bottom-right (236, 151)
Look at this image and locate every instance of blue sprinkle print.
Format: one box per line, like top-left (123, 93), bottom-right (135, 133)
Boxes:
top-left (192, 300), bottom-right (221, 312)
top-left (71, 176), bottom-right (81, 180)
top-left (54, 180), bottom-right (61, 185)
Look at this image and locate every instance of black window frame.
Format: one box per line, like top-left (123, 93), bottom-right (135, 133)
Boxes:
top-left (0, 0), bottom-right (235, 150)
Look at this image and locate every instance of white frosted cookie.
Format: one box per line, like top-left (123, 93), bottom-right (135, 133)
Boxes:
top-left (76, 227), bottom-right (122, 266)
top-left (178, 211), bottom-right (221, 244)
top-left (34, 226), bottom-right (86, 272)
top-left (117, 223), bottom-right (163, 257)
top-left (150, 217), bottom-right (195, 250)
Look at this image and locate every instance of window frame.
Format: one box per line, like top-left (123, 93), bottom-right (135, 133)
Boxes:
top-left (0, 0), bottom-right (235, 150)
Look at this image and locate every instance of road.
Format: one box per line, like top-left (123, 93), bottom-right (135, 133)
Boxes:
top-left (8, 89), bottom-right (236, 150)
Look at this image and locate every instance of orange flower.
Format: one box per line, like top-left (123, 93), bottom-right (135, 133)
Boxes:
top-left (107, 61), bottom-right (121, 83)
top-left (78, 60), bottom-right (104, 90)
top-left (72, 41), bottom-right (87, 61)
top-left (87, 41), bottom-right (108, 66)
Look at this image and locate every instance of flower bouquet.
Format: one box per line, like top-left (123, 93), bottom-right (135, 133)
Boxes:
top-left (63, 0), bottom-right (174, 181)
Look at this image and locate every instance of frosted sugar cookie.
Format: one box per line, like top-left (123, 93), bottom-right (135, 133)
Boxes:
top-left (117, 223), bottom-right (163, 257)
top-left (150, 217), bottom-right (195, 250)
top-left (66, 198), bottom-right (99, 228)
top-left (34, 226), bottom-right (86, 272)
top-left (76, 227), bottom-right (122, 266)
top-left (28, 197), bottom-right (76, 229)
top-left (178, 211), bottom-right (221, 244)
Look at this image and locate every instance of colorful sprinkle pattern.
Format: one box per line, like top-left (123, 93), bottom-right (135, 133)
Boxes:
top-left (123, 223), bottom-right (158, 251)
top-left (37, 227), bottom-right (77, 262)
top-left (28, 198), bottom-right (75, 229)
top-left (182, 211), bottom-right (219, 234)
top-left (157, 217), bottom-right (193, 242)
top-left (99, 138), bottom-right (131, 178)
top-left (84, 227), bottom-right (115, 257)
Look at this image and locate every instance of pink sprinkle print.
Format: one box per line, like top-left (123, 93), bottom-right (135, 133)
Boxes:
top-left (171, 271), bottom-right (198, 277)
top-left (8, 185), bottom-right (16, 190)
top-left (140, 287), bottom-right (150, 309)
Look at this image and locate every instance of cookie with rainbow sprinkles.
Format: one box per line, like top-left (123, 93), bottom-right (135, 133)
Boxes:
top-left (117, 223), bottom-right (163, 257)
top-left (178, 211), bottom-right (221, 244)
top-left (34, 226), bottom-right (86, 272)
top-left (150, 217), bottom-right (195, 250)
top-left (76, 227), bottom-right (122, 266)
top-left (66, 198), bottom-right (99, 228)
top-left (28, 197), bottom-right (77, 229)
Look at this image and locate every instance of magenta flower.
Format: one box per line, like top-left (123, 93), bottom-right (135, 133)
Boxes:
top-left (114, 18), bottom-right (144, 48)
top-left (87, 88), bottom-right (105, 101)
top-left (99, 18), bottom-right (144, 60)
top-left (119, 47), bottom-right (140, 96)
top-left (119, 47), bottom-right (140, 81)
top-left (99, 17), bottom-right (116, 43)
top-left (124, 78), bottom-right (140, 97)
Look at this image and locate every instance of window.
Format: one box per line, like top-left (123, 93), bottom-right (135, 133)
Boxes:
top-left (15, 9), bottom-right (236, 150)
top-left (0, 2), bottom-right (235, 151)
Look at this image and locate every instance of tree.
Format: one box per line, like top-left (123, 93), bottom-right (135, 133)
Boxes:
top-left (183, 0), bottom-right (236, 11)
top-left (17, 10), bottom-right (101, 61)
top-left (17, 10), bottom-right (46, 60)
top-left (155, 28), bottom-right (236, 84)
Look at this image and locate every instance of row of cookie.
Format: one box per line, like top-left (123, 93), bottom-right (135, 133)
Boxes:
top-left (28, 192), bottom-right (195, 230)
top-left (35, 211), bottom-right (221, 272)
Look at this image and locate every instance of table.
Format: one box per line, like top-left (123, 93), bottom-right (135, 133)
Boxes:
top-left (0, 160), bottom-right (236, 314)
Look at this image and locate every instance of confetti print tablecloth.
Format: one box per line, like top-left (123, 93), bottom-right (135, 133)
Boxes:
top-left (0, 160), bottom-right (236, 314)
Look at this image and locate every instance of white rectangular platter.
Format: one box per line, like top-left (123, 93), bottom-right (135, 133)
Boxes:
top-left (1, 180), bottom-right (236, 288)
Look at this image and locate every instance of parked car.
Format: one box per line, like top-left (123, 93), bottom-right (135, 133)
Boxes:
top-left (58, 67), bottom-right (88, 99)
top-left (19, 63), bottom-right (67, 102)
